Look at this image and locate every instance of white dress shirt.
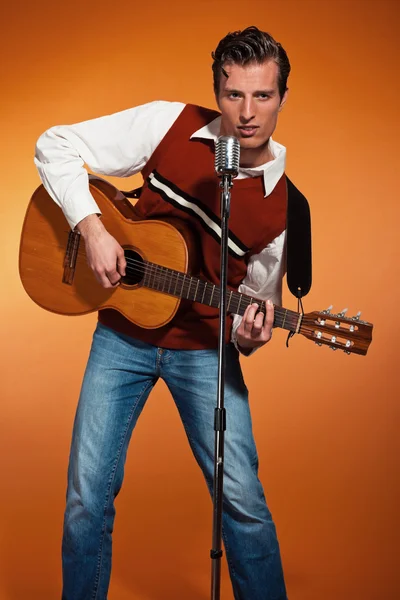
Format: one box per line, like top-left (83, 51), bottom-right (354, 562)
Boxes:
top-left (34, 100), bottom-right (287, 352)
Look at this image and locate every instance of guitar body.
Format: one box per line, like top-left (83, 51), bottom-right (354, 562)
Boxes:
top-left (19, 180), bottom-right (189, 328)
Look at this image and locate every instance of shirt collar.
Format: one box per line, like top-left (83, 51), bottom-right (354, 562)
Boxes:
top-left (190, 116), bottom-right (286, 197)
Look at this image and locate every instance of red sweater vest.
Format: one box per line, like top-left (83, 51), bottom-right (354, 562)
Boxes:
top-left (98, 104), bottom-right (287, 349)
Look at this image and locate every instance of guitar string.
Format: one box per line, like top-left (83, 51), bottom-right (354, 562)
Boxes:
top-left (66, 244), bottom-right (360, 347)
top-left (125, 257), bottom-right (298, 327)
top-left (69, 249), bottom-right (300, 329)
top-left (116, 260), bottom-right (361, 345)
top-left (77, 254), bottom-right (299, 328)
top-left (63, 240), bottom-right (361, 347)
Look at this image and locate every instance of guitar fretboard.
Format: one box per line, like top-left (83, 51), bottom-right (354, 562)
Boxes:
top-left (141, 261), bottom-right (301, 333)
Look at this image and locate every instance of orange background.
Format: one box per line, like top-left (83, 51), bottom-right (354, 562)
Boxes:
top-left (1, 1), bottom-right (399, 599)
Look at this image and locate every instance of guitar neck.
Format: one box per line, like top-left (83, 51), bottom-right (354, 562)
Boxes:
top-left (142, 261), bottom-right (302, 333)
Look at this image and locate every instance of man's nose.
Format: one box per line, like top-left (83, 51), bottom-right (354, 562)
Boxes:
top-left (240, 97), bottom-right (256, 122)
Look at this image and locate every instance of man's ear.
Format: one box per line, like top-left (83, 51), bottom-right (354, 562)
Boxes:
top-left (278, 88), bottom-right (289, 112)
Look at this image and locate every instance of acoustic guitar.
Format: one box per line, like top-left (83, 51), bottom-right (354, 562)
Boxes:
top-left (19, 177), bottom-right (373, 356)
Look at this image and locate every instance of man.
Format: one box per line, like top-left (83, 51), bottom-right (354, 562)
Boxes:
top-left (35, 26), bottom-right (290, 600)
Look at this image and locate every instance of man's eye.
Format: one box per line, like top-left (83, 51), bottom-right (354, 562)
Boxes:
top-left (258, 94), bottom-right (270, 99)
top-left (229, 92), bottom-right (240, 98)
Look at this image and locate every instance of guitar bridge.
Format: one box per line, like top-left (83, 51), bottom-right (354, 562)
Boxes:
top-left (63, 230), bottom-right (81, 285)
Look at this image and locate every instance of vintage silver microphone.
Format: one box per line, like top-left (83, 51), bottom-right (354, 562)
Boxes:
top-left (210, 135), bottom-right (240, 600)
top-left (214, 135), bottom-right (240, 178)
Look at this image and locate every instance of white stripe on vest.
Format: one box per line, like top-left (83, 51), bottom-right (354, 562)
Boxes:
top-left (148, 171), bottom-right (247, 259)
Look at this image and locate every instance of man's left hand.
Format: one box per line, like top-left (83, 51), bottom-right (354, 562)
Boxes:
top-left (236, 300), bottom-right (274, 354)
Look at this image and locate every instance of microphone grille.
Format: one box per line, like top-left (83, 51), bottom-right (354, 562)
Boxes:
top-left (215, 136), bottom-right (240, 177)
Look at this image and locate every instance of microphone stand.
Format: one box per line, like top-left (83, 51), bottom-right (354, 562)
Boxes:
top-left (210, 172), bottom-right (233, 600)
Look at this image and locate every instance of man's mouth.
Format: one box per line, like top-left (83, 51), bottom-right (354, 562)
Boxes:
top-left (237, 126), bottom-right (259, 137)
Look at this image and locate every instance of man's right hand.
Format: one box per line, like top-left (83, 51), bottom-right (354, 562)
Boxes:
top-left (76, 214), bottom-right (127, 289)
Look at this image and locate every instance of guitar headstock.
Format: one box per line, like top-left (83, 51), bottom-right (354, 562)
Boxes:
top-left (299, 307), bottom-right (373, 355)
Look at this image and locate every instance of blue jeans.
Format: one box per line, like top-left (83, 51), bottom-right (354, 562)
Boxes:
top-left (62, 322), bottom-right (287, 600)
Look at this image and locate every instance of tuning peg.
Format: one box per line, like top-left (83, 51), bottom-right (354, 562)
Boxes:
top-left (337, 308), bottom-right (348, 317)
top-left (329, 345), bottom-right (338, 351)
top-left (322, 305), bottom-right (333, 314)
top-left (352, 311), bottom-right (362, 320)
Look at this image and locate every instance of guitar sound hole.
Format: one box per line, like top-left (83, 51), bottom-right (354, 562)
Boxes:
top-left (122, 249), bottom-right (144, 286)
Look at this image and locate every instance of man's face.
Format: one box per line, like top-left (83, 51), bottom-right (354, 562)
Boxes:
top-left (217, 60), bottom-right (288, 167)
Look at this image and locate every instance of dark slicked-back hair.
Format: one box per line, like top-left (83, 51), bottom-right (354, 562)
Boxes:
top-left (212, 26), bottom-right (291, 100)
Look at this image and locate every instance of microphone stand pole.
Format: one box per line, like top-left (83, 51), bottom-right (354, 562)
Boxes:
top-left (210, 173), bottom-right (232, 600)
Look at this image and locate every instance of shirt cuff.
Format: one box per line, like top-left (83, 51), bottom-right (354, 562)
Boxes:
top-left (63, 191), bottom-right (102, 230)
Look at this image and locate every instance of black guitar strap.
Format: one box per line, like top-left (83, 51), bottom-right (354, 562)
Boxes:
top-left (285, 176), bottom-right (312, 299)
top-left (123, 176), bottom-right (312, 299)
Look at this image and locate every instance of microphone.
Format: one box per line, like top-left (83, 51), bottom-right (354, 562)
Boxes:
top-left (215, 136), bottom-right (240, 178)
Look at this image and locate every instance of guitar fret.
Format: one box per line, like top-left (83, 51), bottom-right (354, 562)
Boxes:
top-left (161, 267), bottom-right (167, 292)
top-left (153, 265), bottom-right (159, 290)
top-left (227, 290), bottom-right (233, 311)
top-left (158, 266), bottom-right (164, 291)
top-left (237, 293), bottom-right (243, 314)
top-left (182, 274), bottom-right (187, 299)
top-left (194, 279), bottom-right (200, 302)
top-left (177, 273), bottom-right (183, 298)
top-left (167, 269), bottom-right (173, 295)
top-left (153, 265), bottom-right (158, 290)
top-left (209, 284), bottom-right (216, 307)
top-left (148, 264), bottom-right (155, 289)
top-left (158, 266), bottom-right (162, 291)
top-left (231, 292), bottom-right (239, 312)
top-left (173, 271), bottom-right (179, 297)
top-left (216, 288), bottom-right (221, 308)
top-left (282, 309), bottom-right (288, 329)
top-left (201, 282), bottom-right (207, 304)
top-left (188, 276), bottom-right (193, 300)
